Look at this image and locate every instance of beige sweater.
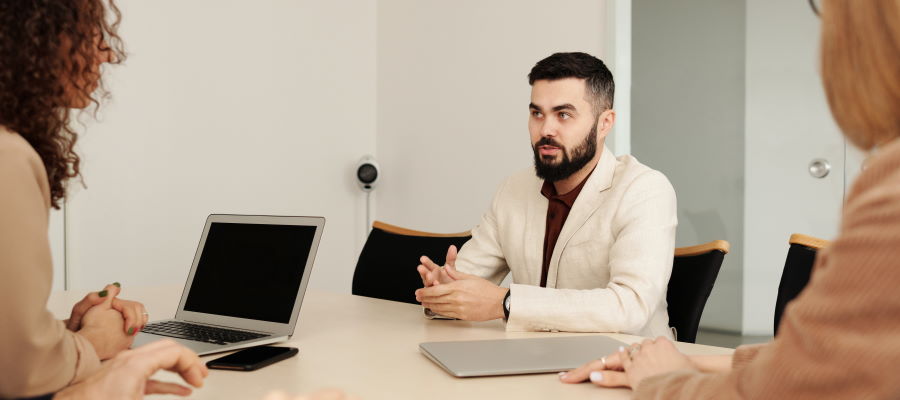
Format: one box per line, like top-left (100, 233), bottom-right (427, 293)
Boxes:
top-left (635, 138), bottom-right (900, 399)
top-left (0, 127), bottom-right (100, 398)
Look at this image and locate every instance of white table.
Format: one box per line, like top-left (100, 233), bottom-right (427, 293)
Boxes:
top-left (48, 286), bottom-right (733, 400)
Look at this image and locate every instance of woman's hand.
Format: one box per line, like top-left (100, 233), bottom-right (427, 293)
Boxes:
top-left (54, 340), bottom-right (208, 400)
top-left (112, 297), bottom-right (150, 336)
top-left (559, 337), bottom-right (698, 390)
top-left (66, 283), bottom-right (119, 331)
top-left (67, 283), bottom-right (149, 335)
top-left (78, 288), bottom-right (135, 360)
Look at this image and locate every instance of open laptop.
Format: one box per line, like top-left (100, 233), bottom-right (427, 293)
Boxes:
top-left (133, 214), bottom-right (325, 355)
top-left (419, 335), bottom-right (626, 377)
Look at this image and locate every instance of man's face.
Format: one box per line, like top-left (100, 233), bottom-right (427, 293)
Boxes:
top-left (528, 78), bottom-right (605, 182)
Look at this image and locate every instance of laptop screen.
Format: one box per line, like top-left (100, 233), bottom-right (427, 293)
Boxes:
top-left (183, 222), bottom-right (317, 324)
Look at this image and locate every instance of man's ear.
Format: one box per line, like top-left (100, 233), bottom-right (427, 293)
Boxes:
top-left (597, 109), bottom-right (616, 139)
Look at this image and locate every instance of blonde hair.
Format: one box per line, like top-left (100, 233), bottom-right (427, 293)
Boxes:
top-left (821, 0), bottom-right (900, 150)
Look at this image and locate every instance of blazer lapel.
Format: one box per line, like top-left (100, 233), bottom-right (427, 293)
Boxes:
top-left (545, 145), bottom-right (617, 287)
top-left (523, 177), bottom-right (548, 286)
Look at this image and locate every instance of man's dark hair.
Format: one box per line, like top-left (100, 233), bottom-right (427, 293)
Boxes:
top-left (528, 52), bottom-right (615, 116)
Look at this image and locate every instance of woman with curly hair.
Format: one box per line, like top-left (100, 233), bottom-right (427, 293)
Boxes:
top-left (562, 0), bottom-right (900, 398)
top-left (0, 0), bottom-right (163, 397)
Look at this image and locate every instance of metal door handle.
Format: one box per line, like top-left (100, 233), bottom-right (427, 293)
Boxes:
top-left (809, 159), bottom-right (831, 178)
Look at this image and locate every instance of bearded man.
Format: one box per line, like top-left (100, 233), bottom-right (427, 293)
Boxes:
top-left (415, 52), bottom-right (678, 338)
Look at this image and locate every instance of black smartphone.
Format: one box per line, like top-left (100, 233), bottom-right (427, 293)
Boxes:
top-left (206, 346), bottom-right (298, 371)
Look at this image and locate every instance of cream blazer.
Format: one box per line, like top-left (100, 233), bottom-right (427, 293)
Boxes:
top-left (456, 146), bottom-right (677, 338)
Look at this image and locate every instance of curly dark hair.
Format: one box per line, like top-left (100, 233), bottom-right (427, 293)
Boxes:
top-left (0, 0), bottom-right (125, 209)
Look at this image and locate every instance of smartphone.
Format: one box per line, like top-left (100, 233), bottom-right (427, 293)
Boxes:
top-left (206, 346), bottom-right (298, 371)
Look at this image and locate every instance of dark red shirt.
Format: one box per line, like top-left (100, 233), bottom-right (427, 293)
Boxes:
top-left (539, 170), bottom-right (593, 287)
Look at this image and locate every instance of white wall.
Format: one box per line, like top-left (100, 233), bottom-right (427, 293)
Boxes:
top-left (606, 0), bottom-right (631, 156)
top-left (66, 0), bottom-right (376, 293)
top-left (376, 0), bottom-right (610, 232)
top-left (742, 0), bottom-right (845, 334)
top-left (631, 0), bottom-right (746, 332)
top-left (632, 0), bottom-right (846, 335)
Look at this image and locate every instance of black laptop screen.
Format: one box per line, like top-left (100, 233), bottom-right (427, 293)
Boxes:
top-left (183, 222), bottom-right (316, 324)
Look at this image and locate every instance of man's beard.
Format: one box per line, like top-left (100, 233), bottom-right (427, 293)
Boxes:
top-left (532, 121), bottom-right (598, 182)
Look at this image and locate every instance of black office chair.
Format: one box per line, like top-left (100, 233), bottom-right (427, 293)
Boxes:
top-left (351, 221), bottom-right (472, 305)
top-left (774, 233), bottom-right (829, 335)
top-left (666, 240), bottom-right (730, 343)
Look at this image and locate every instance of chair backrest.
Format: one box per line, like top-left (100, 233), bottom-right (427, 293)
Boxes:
top-left (351, 221), bottom-right (472, 304)
top-left (666, 240), bottom-right (730, 343)
top-left (774, 233), bottom-right (830, 335)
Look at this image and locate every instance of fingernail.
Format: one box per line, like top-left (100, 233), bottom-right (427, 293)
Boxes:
top-left (113, 282), bottom-right (121, 287)
top-left (618, 346), bottom-right (625, 352)
top-left (127, 327), bottom-right (134, 335)
top-left (98, 290), bottom-right (108, 297)
top-left (590, 371), bottom-right (603, 382)
top-left (558, 372), bottom-right (567, 379)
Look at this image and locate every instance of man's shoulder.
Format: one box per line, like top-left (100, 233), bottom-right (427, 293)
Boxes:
top-left (612, 154), bottom-right (674, 192)
top-left (484, 167), bottom-right (542, 211)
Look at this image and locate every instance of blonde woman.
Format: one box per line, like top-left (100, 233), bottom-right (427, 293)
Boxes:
top-left (561, 0), bottom-right (900, 398)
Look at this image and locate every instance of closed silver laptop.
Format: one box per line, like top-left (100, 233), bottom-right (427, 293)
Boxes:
top-left (133, 214), bottom-right (325, 355)
top-left (420, 335), bottom-right (626, 377)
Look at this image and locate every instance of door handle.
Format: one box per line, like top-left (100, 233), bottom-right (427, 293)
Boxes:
top-left (809, 159), bottom-right (831, 179)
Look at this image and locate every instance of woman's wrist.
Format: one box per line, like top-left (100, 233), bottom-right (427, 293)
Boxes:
top-left (76, 327), bottom-right (112, 360)
top-left (54, 385), bottom-right (84, 400)
top-left (689, 355), bottom-right (733, 373)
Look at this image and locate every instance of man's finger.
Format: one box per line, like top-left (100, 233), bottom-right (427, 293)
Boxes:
top-left (444, 264), bottom-right (462, 280)
top-left (145, 379), bottom-right (193, 396)
top-left (417, 265), bottom-right (431, 286)
top-left (419, 256), bottom-right (442, 271)
top-left (436, 268), bottom-right (456, 284)
top-left (445, 245), bottom-right (458, 268)
top-left (422, 304), bottom-right (458, 319)
top-left (419, 290), bottom-right (455, 304)
top-left (426, 268), bottom-right (443, 287)
top-left (589, 370), bottom-right (631, 388)
top-left (415, 283), bottom-right (455, 299)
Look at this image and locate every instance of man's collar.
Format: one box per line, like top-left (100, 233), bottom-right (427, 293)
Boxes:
top-left (540, 166), bottom-right (594, 207)
top-left (588, 145), bottom-right (617, 194)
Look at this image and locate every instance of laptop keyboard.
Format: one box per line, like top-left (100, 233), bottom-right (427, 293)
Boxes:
top-left (141, 321), bottom-right (269, 345)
